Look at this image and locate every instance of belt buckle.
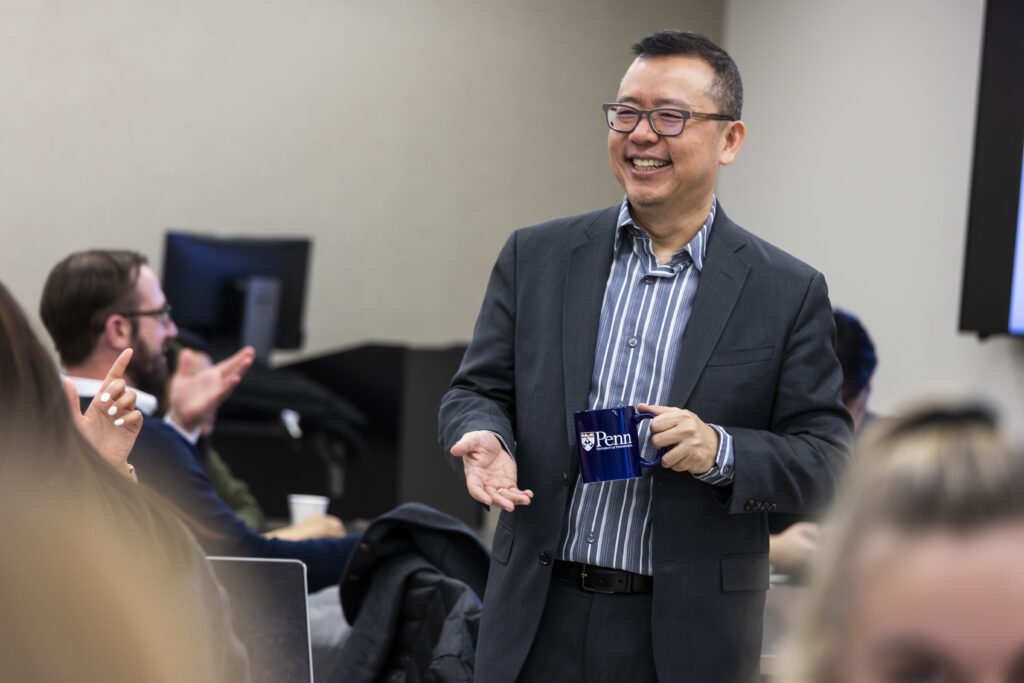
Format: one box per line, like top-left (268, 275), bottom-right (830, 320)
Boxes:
top-left (579, 566), bottom-right (617, 594)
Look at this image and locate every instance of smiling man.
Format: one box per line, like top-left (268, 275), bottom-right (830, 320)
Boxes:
top-left (439, 30), bottom-right (852, 682)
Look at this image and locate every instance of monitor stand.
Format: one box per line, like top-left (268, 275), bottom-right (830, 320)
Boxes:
top-left (240, 276), bottom-right (280, 365)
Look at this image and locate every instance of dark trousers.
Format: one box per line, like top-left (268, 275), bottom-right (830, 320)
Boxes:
top-left (517, 574), bottom-right (658, 682)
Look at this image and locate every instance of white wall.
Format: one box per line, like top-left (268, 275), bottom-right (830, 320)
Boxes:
top-left (720, 0), bottom-right (1024, 433)
top-left (0, 0), bottom-right (721, 362)
top-left (7, 1), bottom-right (1014, 431)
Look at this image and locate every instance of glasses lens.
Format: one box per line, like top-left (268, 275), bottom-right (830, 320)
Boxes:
top-left (607, 105), bottom-right (639, 132)
top-left (651, 110), bottom-right (686, 136)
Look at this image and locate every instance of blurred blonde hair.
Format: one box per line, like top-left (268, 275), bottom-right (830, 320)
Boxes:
top-left (0, 475), bottom-right (243, 682)
top-left (777, 402), bottom-right (1024, 683)
top-left (0, 280), bottom-right (246, 682)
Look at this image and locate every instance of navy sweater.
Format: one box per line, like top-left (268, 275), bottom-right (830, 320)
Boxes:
top-left (121, 409), bottom-right (358, 592)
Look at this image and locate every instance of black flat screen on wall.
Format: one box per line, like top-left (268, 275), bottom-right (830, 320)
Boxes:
top-left (959, 0), bottom-right (1024, 337)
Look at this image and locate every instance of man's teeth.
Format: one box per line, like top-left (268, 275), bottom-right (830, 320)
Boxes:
top-left (632, 158), bottom-right (669, 169)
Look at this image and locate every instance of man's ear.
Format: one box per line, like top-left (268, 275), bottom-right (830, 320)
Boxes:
top-left (102, 314), bottom-right (133, 351)
top-left (718, 120), bottom-right (746, 166)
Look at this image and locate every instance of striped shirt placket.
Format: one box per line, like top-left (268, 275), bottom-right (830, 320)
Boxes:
top-left (559, 196), bottom-right (719, 576)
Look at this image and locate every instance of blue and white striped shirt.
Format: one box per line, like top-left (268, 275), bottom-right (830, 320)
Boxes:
top-left (557, 196), bottom-right (734, 576)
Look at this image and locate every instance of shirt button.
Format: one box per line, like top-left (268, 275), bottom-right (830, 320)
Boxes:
top-left (586, 533), bottom-right (596, 544)
top-left (627, 337), bottom-right (639, 348)
top-left (539, 551), bottom-right (552, 565)
top-left (642, 275), bottom-right (655, 285)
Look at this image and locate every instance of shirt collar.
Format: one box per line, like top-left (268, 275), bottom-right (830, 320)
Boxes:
top-left (615, 195), bottom-right (716, 272)
top-left (64, 375), bottom-right (159, 416)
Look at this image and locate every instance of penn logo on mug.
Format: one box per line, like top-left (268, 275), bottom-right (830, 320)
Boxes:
top-left (574, 405), bottom-right (664, 483)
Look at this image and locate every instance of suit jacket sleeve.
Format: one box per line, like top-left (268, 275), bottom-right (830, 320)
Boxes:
top-left (721, 269), bottom-right (851, 514)
top-left (132, 418), bottom-right (358, 592)
top-left (439, 232), bottom-right (519, 460)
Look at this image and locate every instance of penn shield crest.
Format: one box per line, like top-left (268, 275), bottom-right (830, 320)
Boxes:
top-left (580, 432), bottom-right (595, 451)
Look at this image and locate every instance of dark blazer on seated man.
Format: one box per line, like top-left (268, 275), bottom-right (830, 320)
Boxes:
top-left (135, 414), bottom-right (358, 592)
top-left (73, 391), bottom-right (359, 592)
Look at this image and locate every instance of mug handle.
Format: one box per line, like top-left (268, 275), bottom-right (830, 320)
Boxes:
top-left (633, 412), bottom-right (665, 466)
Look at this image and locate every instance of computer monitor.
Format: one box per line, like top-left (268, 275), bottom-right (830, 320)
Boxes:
top-left (958, 0), bottom-right (1024, 337)
top-left (161, 231), bottom-right (311, 361)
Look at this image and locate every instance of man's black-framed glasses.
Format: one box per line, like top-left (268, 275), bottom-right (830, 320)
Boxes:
top-left (602, 103), bottom-right (735, 137)
top-left (118, 303), bottom-right (174, 326)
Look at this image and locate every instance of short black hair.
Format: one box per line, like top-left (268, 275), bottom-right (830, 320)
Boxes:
top-left (631, 29), bottom-right (743, 120)
top-left (40, 250), bottom-right (148, 367)
top-left (833, 309), bottom-right (877, 402)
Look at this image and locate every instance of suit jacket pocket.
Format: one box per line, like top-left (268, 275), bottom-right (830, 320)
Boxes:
top-left (491, 519), bottom-right (514, 566)
top-left (706, 344), bottom-right (774, 368)
top-left (721, 553), bottom-right (770, 592)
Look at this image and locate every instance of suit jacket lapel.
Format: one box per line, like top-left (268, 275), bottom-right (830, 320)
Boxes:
top-left (562, 207), bottom-right (618, 469)
top-left (668, 209), bottom-right (750, 409)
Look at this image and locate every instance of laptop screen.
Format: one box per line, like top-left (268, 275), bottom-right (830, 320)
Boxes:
top-left (208, 557), bottom-right (313, 683)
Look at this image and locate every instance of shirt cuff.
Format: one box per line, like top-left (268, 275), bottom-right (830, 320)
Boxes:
top-left (693, 424), bottom-right (734, 486)
top-left (486, 431), bottom-right (515, 460)
top-left (165, 414), bottom-right (202, 445)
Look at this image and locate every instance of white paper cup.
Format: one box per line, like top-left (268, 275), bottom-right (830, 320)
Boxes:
top-left (287, 494), bottom-right (330, 525)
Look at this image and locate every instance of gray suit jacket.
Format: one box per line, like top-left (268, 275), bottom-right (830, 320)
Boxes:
top-left (439, 204), bottom-right (851, 682)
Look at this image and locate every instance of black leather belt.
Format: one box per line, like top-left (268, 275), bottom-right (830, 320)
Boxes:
top-left (552, 560), bottom-right (653, 594)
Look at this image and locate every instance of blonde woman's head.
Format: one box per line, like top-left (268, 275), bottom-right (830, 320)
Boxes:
top-left (780, 403), bottom-right (1024, 683)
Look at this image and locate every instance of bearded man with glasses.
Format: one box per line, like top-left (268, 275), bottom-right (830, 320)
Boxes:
top-left (40, 249), bottom-right (361, 593)
top-left (440, 29), bottom-right (851, 683)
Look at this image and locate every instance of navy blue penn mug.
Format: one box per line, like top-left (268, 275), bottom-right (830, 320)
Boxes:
top-left (574, 405), bottom-right (664, 484)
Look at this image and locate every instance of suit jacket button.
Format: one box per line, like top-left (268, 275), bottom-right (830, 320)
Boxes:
top-left (539, 551), bottom-right (552, 565)
top-left (744, 500), bottom-right (755, 512)
top-left (561, 472), bottom-right (570, 485)
top-left (768, 503), bottom-right (778, 511)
